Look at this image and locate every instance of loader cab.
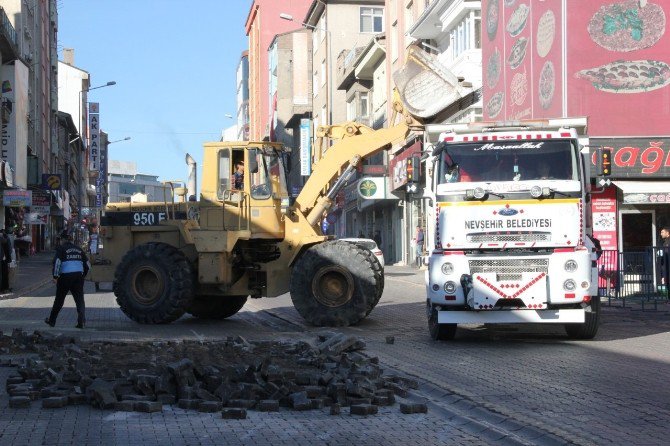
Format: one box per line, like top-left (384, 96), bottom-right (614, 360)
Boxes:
top-left (201, 142), bottom-right (289, 238)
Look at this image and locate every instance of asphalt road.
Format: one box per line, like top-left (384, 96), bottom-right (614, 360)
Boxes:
top-left (1, 265), bottom-right (670, 445)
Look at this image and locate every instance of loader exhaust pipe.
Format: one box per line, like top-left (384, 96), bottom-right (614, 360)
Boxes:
top-left (185, 153), bottom-right (197, 200)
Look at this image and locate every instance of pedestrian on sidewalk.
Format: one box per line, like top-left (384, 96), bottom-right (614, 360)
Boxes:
top-left (659, 226), bottom-right (670, 297)
top-left (0, 230), bottom-right (11, 292)
top-left (413, 226), bottom-right (424, 268)
top-left (45, 230), bottom-right (90, 329)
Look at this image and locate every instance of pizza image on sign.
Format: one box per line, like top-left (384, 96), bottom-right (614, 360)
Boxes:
top-left (508, 37), bottom-right (528, 70)
top-left (588, 0), bottom-right (666, 52)
top-left (487, 0), bottom-right (500, 41)
top-left (575, 59), bottom-right (670, 93)
top-left (539, 61), bottom-right (555, 109)
top-left (487, 47), bottom-right (502, 89)
top-left (506, 3), bottom-right (529, 37)
top-left (486, 91), bottom-right (505, 118)
top-left (536, 9), bottom-right (556, 58)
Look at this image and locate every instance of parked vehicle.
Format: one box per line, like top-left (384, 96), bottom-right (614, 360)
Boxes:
top-left (340, 238), bottom-right (385, 268)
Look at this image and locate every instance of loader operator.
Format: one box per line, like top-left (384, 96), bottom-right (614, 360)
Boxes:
top-left (233, 160), bottom-right (244, 190)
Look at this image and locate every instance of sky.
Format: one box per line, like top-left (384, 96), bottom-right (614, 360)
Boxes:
top-left (58, 0), bottom-right (251, 184)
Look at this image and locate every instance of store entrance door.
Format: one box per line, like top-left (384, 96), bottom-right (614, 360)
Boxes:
top-left (620, 210), bottom-right (656, 296)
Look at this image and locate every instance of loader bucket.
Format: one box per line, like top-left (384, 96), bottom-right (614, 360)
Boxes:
top-left (393, 44), bottom-right (463, 119)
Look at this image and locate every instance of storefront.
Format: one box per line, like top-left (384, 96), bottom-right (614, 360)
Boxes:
top-left (389, 139), bottom-right (423, 266)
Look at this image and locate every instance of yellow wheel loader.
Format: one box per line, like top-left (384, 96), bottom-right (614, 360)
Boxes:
top-left (88, 45), bottom-right (459, 326)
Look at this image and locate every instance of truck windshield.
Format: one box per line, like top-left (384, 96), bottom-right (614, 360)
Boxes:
top-left (437, 140), bottom-right (579, 184)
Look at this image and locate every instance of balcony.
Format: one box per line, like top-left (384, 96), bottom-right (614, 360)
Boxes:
top-left (0, 7), bottom-right (19, 60)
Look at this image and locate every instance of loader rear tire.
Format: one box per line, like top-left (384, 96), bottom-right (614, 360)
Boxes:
top-left (290, 240), bottom-right (379, 327)
top-left (187, 295), bottom-right (248, 319)
top-left (113, 243), bottom-right (194, 324)
top-left (363, 248), bottom-right (385, 315)
top-left (565, 297), bottom-right (600, 339)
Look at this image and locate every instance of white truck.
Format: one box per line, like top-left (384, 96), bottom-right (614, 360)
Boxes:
top-left (423, 118), bottom-right (600, 340)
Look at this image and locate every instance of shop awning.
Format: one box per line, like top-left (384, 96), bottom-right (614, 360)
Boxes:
top-left (613, 181), bottom-right (670, 204)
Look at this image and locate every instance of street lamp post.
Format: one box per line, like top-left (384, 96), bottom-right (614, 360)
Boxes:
top-left (279, 13), bottom-right (333, 125)
top-left (108, 136), bottom-right (131, 144)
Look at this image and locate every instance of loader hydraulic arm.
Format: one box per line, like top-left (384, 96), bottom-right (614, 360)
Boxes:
top-left (293, 96), bottom-right (420, 226)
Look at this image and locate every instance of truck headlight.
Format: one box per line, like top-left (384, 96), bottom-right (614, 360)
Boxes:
top-left (563, 279), bottom-right (576, 291)
top-left (441, 262), bottom-right (454, 275)
top-left (564, 260), bottom-right (578, 272)
top-left (444, 281), bottom-right (456, 294)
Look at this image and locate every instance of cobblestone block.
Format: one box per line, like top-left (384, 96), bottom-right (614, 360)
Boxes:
top-left (114, 401), bottom-right (135, 411)
top-left (198, 401), bottom-right (223, 413)
top-left (257, 399), bottom-right (279, 412)
top-left (177, 398), bottom-right (203, 410)
top-left (400, 403), bottom-right (428, 414)
top-left (221, 408), bottom-right (247, 419)
top-left (68, 393), bottom-right (88, 405)
top-left (42, 396), bottom-right (68, 408)
top-left (349, 397), bottom-right (372, 405)
top-left (330, 403), bottom-right (341, 415)
top-left (156, 394), bottom-right (176, 405)
top-left (8, 396), bottom-right (31, 408)
top-left (120, 394), bottom-right (154, 401)
top-left (350, 404), bottom-right (378, 416)
top-left (134, 401), bottom-right (163, 413)
top-left (227, 399), bottom-right (256, 409)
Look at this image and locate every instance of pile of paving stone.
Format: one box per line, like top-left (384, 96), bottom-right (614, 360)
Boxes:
top-left (1, 329), bottom-right (427, 418)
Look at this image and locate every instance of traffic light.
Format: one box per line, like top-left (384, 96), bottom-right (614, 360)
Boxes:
top-left (407, 156), bottom-right (421, 182)
top-left (596, 147), bottom-right (612, 176)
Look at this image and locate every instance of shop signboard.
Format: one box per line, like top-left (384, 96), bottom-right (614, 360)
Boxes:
top-left (482, 0), bottom-right (670, 136)
top-left (300, 119), bottom-right (312, 176)
top-left (591, 186), bottom-right (618, 288)
top-left (2, 189), bottom-right (32, 207)
top-left (25, 212), bottom-right (47, 225)
top-left (390, 141), bottom-right (421, 190)
top-left (31, 188), bottom-right (51, 207)
top-left (88, 102), bottom-right (100, 172)
top-left (622, 192), bottom-right (670, 204)
top-left (1, 61), bottom-right (29, 189)
top-left (589, 138), bottom-right (670, 178)
top-left (358, 177), bottom-right (386, 200)
top-left (41, 173), bottom-right (62, 190)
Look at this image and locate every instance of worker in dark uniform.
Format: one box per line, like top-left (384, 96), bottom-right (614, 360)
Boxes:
top-left (45, 230), bottom-right (90, 329)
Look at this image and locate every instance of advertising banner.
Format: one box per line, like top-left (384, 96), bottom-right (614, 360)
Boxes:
top-left (1, 61), bottom-right (29, 189)
top-left (483, 0), bottom-right (670, 136)
top-left (300, 118), bottom-right (312, 176)
top-left (88, 102), bottom-right (100, 171)
top-left (390, 141), bottom-right (421, 190)
top-left (2, 189), bottom-right (32, 207)
top-left (41, 173), bottom-right (62, 190)
top-left (357, 177), bottom-right (387, 200)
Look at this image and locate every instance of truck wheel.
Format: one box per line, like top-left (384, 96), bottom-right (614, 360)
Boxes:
top-left (565, 297), bottom-right (600, 339)
top-left (113, 242), bottom-right (194, 324)
top-left (428, 305), bottom-right (457, 341)
top-left (187, 296), bottom-right (247, 319)
top-left (290, 240), bottom-right (378, 326)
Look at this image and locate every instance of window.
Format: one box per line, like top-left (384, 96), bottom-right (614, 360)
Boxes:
top-left (313, 70), bottom-right (318, 97)
top-left (217, 149), bottom-right (231, 199)
top-left (360, 7), bottom-right (384, 33)
top-left (249, 149), bottom-right (273, 200)
top-left (347, 98), bottom-right (355, 121)
top-left (312, 29), bottom-right (318, 54)
top-left (359, 92), bottom-right (369, 120)
top-left (321, 60), bottom-right (326, 87)
top-left (321, 105), bottom-right (327, 126)
top-left (449, 11), bottom-right (481, 60)
top-left (404, 1), bottom-right (413, 47)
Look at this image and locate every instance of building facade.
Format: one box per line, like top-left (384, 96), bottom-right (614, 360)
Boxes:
top-left (107, 160), bottom-right (166, 204)
top-left (245, 0), bottom-right (312, 141)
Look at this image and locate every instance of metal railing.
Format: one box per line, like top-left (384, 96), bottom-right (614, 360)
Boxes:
top-left (0, 7), bottom-right (18, 48)
top-left (597, 247), bottom-right (669, 310)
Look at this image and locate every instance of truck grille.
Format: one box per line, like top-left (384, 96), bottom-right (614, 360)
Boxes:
top-left (468, 258), bottom-right (549, 275)
top-left (467, 232), bottom-right (551, 243)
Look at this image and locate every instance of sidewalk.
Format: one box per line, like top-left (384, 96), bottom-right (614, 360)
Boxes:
top-left (0, 251), bottom-right (53, 301)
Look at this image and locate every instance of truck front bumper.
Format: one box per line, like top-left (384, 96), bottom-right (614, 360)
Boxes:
top-left (437, 308), bottom-right (585, 324)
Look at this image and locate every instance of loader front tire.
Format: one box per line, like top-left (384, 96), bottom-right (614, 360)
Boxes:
top-left (290, 240), bottom-right (378, 327)
top-left (187, 295), bottom-right (248, 319)
top-left (113, 243), bottom-right (194, 324)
